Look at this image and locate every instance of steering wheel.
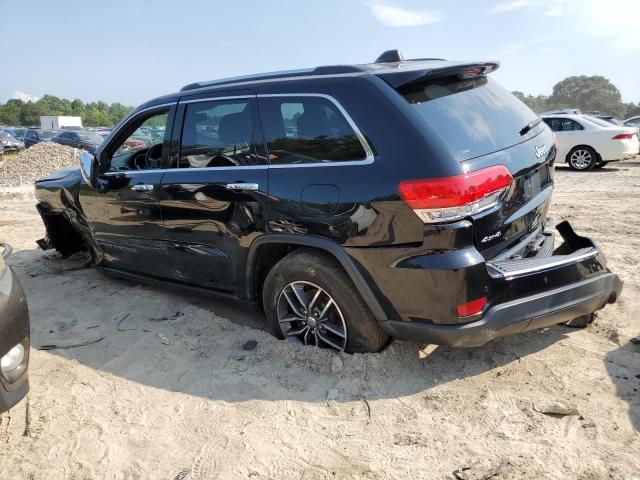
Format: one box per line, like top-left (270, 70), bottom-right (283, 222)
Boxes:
top-left (133, 151), bottom-right (148, 170)
top-left (145, 143), bottom-right (163, 168)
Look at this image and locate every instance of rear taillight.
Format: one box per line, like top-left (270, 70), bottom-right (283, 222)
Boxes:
top-left (398, 165), bottom-right (513, 223)
top-left (612, 133), bottom-right (634, 140)
top-left (456, 297), bottom-right (487, 317)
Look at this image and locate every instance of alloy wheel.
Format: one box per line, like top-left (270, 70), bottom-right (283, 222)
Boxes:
top-left (569, 149), bottom-right (593, 170)
top-left (276, 281), bottom-right (347, 351)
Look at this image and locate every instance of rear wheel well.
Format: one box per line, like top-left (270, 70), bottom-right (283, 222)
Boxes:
top-left (251, 244), bottom-right (343, 308)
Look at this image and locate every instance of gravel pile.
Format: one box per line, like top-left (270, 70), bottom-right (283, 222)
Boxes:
top-left (0, 142), bottom-right (80, 187)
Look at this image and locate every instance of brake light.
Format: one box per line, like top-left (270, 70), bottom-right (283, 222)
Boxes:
top-left (612, 133), bottom-right (634, 140)
top-left (456, 297), bottom-right (487, 317)
top-left (398, 165), bottom-right (513, 223)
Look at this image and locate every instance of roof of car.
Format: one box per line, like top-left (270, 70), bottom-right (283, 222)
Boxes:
top-left (180, 58), bottom-right (498, 92)
top-left (134, 50), bottom-right (499, 112)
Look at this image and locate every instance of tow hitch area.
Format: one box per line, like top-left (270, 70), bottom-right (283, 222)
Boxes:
top-left (487, 221), bottom-right (599, 280)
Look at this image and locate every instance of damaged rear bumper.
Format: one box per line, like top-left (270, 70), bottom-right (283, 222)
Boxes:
top-left (379, 221), bottom-right (623, 347)
top-left (381, 272), bottom-right (621, 347)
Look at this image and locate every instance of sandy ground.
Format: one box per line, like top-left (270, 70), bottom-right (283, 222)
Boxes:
top-left (0, 162), bottom-right (638, 480)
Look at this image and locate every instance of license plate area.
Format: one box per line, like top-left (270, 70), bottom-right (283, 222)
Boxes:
top-left (487, 221), bottom-right (598, 280)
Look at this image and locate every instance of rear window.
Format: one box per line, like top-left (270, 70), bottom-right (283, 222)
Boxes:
top-left (399, 76), bottom-right (542, 162)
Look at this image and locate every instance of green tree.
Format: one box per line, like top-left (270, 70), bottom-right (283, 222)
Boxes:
top-left (20, 102), bottom-right (45, 126)
top-left (0, 99), bottom-right (24, 125)
top-left (0, 95), bottom-right (134, 127)
top-left (512, 91), bottom-right (549, 113)
top-left (548, 76), bottom-right (624, 117)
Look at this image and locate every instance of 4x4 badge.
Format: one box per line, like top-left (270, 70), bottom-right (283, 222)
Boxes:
top-left (535, 145), bottom-right (549, 159)
top-left (481, 231), bottom-right (502, 243)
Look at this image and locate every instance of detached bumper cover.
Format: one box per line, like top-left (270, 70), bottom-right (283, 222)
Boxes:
top-left (381, 271), bottom-right (622, 348)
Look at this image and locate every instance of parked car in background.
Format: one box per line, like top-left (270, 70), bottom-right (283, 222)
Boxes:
top-left (24, 129), bottom-right (60, 148)
top-left (123, 138), bottom-right (146, 150)
top-left (34, 50), bottom-right (622, 353)
top-left (585, 112), bottom-right (624, 126)
top-left (623, 116), bottom-right (640, 128)
top-left (4, 128), bottom-right (26, 142)
top-left (540, 109), bottom-right (582, 116)
top-left (0, 243), bottom-right (30, 413)
top-left (52, 130), bottom-right (104, 153)
top-left (0, 132), bottom-right (25, 153)
top-left (542, 114), bottom-right (639, 170)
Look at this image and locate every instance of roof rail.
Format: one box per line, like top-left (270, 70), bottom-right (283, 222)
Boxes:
top-left (180, 65), bottom-right (366, 92)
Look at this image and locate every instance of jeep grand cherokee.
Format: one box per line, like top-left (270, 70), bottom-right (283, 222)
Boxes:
top-left (34, 50), bottom-right (622, 353)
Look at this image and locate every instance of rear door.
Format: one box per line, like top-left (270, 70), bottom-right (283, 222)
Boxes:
top-left (397, 75), bottom-right (555, 258)
top-left (158, 93), bottom-right (268, 294)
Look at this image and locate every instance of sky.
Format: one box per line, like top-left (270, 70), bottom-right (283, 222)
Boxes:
top-left (1, 0), bottom-right (639, 107)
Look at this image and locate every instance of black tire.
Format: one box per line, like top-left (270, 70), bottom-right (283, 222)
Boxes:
top-left (262, 249), bottom-right (389, 353)
top-left (567, 146), bottom-right (597, 171)
top-left (594, 161), bottom-right (609, 169)
top-left (564, 313), bottom-right (595, 328)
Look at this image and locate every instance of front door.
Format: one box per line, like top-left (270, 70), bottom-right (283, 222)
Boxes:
top-left (80, 106), bottom-right (176, 278)
top-left (159, 94), bottom-right (268, 294)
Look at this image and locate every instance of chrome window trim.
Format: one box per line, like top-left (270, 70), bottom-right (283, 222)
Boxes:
top-left (106, 93), bottom-right (375, 174)
top-left (104, 165), bottom-right (268, 176)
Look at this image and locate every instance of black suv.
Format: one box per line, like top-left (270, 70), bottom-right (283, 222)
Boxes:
top-left (34, 51), bottom-right (622, 353)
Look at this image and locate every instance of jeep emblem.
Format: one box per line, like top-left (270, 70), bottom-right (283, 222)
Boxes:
top-left (534, 145), bottom-right (548, 159)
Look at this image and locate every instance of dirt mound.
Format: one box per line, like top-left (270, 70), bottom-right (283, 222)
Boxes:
top-left (0, 142), bottom-right (80, 187)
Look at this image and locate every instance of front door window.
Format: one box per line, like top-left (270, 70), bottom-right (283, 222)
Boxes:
top-left (108, 111), bottom-right (169, 171)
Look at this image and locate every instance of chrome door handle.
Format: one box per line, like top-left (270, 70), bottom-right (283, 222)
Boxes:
top-left (131, 184), bottom-right (154, 192)
top-left (225, 183), bottom-right (259, 191)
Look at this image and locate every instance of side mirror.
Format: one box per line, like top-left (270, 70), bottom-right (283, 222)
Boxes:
top-left (80, 151), bottom-right (97, 188)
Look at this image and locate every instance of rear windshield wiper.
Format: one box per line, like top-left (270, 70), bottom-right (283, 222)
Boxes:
top-left (519, 118), bottom-right (543, 136)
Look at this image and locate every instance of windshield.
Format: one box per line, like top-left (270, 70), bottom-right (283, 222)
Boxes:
top-left (76, 132), bottom-right (104, 143)
top-left (399, 76), bottom-right (543, 162)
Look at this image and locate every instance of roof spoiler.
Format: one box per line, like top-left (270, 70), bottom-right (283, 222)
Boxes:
top-left (375, 61), bottom-right (500, 89)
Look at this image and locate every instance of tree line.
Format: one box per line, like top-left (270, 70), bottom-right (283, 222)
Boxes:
top-left (513, 75), bottom-right (639, 118)
top-left (0, 95), bottom-right (133, 127)
top-left (1, 75), bottom-right (638, 128)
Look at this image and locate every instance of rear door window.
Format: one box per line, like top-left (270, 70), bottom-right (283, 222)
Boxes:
top-left (399, 76), bottom-right (543, 162)
top-left (178, 98), bottom-right (265, 168)
top-left (258, 96), bottom-right (368, 164)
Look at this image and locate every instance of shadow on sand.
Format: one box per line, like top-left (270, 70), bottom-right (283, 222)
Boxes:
top-left (605, 340), bottom-right (640, 432)
top-left (11, 248), bottom-right (572, 403)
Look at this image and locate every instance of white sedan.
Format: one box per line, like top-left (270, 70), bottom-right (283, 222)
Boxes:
top-left (541, 114), bottom-right (639, 170)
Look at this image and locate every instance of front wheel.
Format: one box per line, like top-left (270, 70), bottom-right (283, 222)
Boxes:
top-left (262, 250), bottom-right (389, 353)
top-left (568, 147), bottom-right (597, 171)
top-left (594, 161), bottom-right (609, 169)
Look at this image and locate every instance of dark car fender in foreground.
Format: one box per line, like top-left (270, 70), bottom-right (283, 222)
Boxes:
top-left (0, 244), bottom-right (30, 413)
